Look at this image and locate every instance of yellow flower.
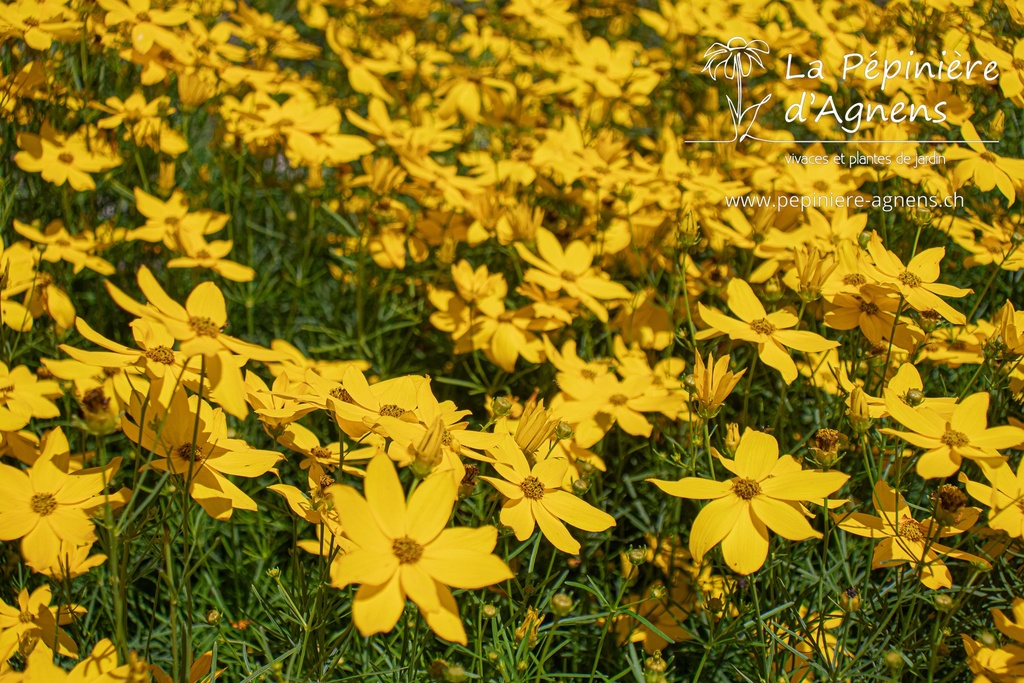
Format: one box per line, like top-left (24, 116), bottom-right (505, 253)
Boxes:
top-left (481, 438), bottom-right (615, 554)
top-left (960, 459), bottom-right (1024, 540)
top-left (834, 480), bottom-right (987, 589)
top-left (514, 227), bottom-right (632, 323)
top-left (0, 586), bottom-right (82, 659)
top-left (864, 234), bottom-right (971, 324)
top-left (12, 219), bottom-right (115, 275)
top-left (122, 388), bottom-right (281, 520)
top-left (329, 455), bottom-right (512, 644)
top-left (697, 279), bottom-right (839, 384)
top-left (14, 124), bottom-right (121, 192)
top-left (881, 391), bottom-right (1024, 479)
top-left (649, 429), bottom-right (848, 575)
top-left (947, 121), bottom-right (1024, 206)
top-left (962, 597), bottom-right (1024, 682)
top-left (689, 351), bottom-right (745, 419)
top-left (0, 432), bottom-right (122, 572)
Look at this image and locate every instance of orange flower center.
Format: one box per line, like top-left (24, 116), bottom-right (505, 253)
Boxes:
top-left (732, 478), bottom-right (761, 500)
top-left (940, 429), bottom-right (969, 447)
top-left (189, 316), bottom-right (220, 337)
top-left (310, 446), bottom-right (331, 459)
top-left (842, 273), bottom-right (866, 286)
top-left (859, 300), bottom-right (879, 315)
top-left (145, 346), bottom-right (175, 364)
top-left (749, 318), bottom-right (776, 335)
top-left (520, 475), bottom-right (545, 500)
top-left (392, 536), bottom-right (423, 564)
top-left (329, 387), bottom-right (354, 403)
top-left (378, 403), bottom-right (404, 417)
top-left (30, 492), bottom-right (57, 516)
top-left (177, 442), bottom-right (205, 462)
top-left (897, 516), bottom-right (925, 542)
top-left (897, 271), bottom-right (921, 287)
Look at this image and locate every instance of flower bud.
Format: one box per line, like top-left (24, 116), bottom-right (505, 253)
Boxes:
top-left (682, 374), bottom-right (697, 393)
top-left (934, 594), bottom-right (954, 613)
top-left (554, 420), bottom-right (574, 441)
top-left (649, 584), bottom-right (667, 600)
top-left (627, 547), bottom-right (647, 566)
top-left (482, 604), bottom-right (498, 618)
top-left (550, 593), bottom-right (574, 617)
top-left (443, 664), bottom-right (468, 683)
top-left (458, 465), bottom-right (478, 499)
top-left (904, 388), bottom-right (925, 407)
top-left (266, 567), bottom-right (280, 579)
top-left (492, 396), bottom-right (513, 418)
top-left (932, 484), bottom-right (967, 526)
top-left (572, 478), bottom-right (591, 495)
top-left (840, 587), bottom-right (861, 613)
top-left (762, 277), bottom-right (783, 303)
top-left (858, 231), bottom-right (872, 250)
top-left (848, 387), bottom-right (871, 434)
top-left (724, 423), bottom-right (741, 456)
top-left (205, 609), bottom-right (221, 625)
top-left (79, 386), bottom-right (120, 436)
top-left (809, 428), bottom-right (846, 468)
top-left (645, 652), bottom-right (667, 673)
top-left (978, 631), bottom-right (998, 648)
top-left (409, 418), bottom-right (445, 478)
top-left (883, 651), bottom-right (903, 670)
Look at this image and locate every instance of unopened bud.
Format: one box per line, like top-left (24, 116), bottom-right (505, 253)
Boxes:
top-left (978, 631), bottom-right (998, 648)
top-left (762, 277), bottom-right (783, 303)
top-left (266, 567), bottom-right (280, 579)
top-left (550, 593), bottom-right (573, 617)
top-left (858, 231), bottom-right (871, 249)
top-left (572, 478), bottom-right (591, 495)
top-left (645, 652), bottom-right (667, 673)
top-left (848, 387), bottom-right (872, 434)
top-left (904, 388), bottom-right (925, 407)
top-left (932, 484), bottom-right (967, 526)
top-left (649, 584), bottom-right (667, 600)
top-left (724, 423), bottom-right (741, 456)
top-left (934, 594), bottom-right (954, 613)
top-left (840, 587), bottom-right (861, 613)
top-left (627, 547), bottom-right (647, 566)
top-left (492, 396), bottom-right (513, 418)
top-left (443, 664), bottom-right (468, 683)
top-left (205, 609), bottom-right (221, 625)
top-left (883, 651), bottom-right (903, 670)
top-left (482, 604), bottom-right (498, 618)
top-left (682, 374), bottom-right (696, 393)
top-left (554, 421), bottom-right (574, 441)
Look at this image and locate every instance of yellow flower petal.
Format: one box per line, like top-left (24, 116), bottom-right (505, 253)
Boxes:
top-left (720, 504), bottom-right (769, 575)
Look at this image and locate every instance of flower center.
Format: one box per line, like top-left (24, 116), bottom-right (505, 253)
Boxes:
top-left (520, 475), bottom-right (545, 500)
top-left (378, 403), bottom-right (404, 417)
top-left (30, 492), bottom-right (57, 516)
top-left (145, 346), bottom-right (175, 364)
top-left (581, 368), bottom-right (597, 380)
top-left (981, 151), bottom-right (997, 163)
top-left (609, 393), bottom-right (628, 407)
top-left (859, 301), bottom-right (879, 315)
top-left (560, 270), bottom-right (577, 282)
top-left (934, 484), bottom-right (967, 514)
top-left (392, 536), bottom-right (423, 564)
top-left (177, 442), bottom-right (205, 462)
top-left (189, 316), bottom-right (220, 337)
top-left (940, 429), bottom-right (969, 447)
top-left (58, 152), bottom-right (74, 164)
top-left (897, 516), bottom-right (925, 542)
top-left (310, 446), bottom-right (331, 459)
top-left (842, 273), bottom-right (866, 286)
top-left (732, 477), bottom-right (761, 500)
top-left (18, 611), bottom-right (33, 623)
top-left (81, 387), bottom-right (110, 414)
top-left (749, 318), bottom-right (776, 335)
top-left (898, 271), bottom-right (921, 287)
top-left (329, 387), bottom-right (354, 403)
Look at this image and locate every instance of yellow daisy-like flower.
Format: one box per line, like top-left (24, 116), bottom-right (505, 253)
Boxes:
top-left (697, 279), bottom-right (839, 384)
top-left (329, 455), bottom-right (512, 644)
top-left (834, 480), bottom-right (987, 589)
top-left (648, 429), bottom-right (848, 575)
top-left (481, 438), bottom-right (616, 555)
top-left (881, 391), bottom-right (1024, 479)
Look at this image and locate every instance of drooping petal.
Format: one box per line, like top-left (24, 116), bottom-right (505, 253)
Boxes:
top-left (352, 573), bottom-right (405, 637)
top-left (688, 495), bottom-right (744, 562)
top-left (406, 474), bottom-right (456, 544)
top-left (331, 548), bottom-right (397, 588)
top-left (720, 504), bottom-right (770, 575)
top-left (499, 498), bottom-right (535, 541)
top-left (533, 500), bottom-right (580, 554)
top-left (542, 490), bottom-right (615, 532)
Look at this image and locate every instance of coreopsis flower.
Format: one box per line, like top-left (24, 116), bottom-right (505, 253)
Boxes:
top-left (264, 340), bottom-right (369, 383)
top-left (128, 189), bottom-right (230, 248)
top-left (614, 582), bottom-right (692, 652)
top-left (105, 266), bottom-right (279, 418)
top-left (557, 372), bottom-right (667, 447)
top-left (329, 455), bottom-right (513, 644)
top-left (824, 283), bottom-right (924, 350)
top-left (98, 0), bottom-right (192, 52)
top-left (0, 586), bottom-right (82, 658)
top-left (12, 220), bottom-right (115, 275)
top-left (244, 372), bottom-right (318, 436)
top-left (122, 388), bottom-right (282, 520)
top-left (881, 391), bottom-right (1024, 479)
top-left (863, 235), bottom-right (971, 324)
top-left (166, 231), bottom-right (256, 282)
top-left (0, 361), bottom-right (62, 424)
top-left (697, 279), bottom-right (839, 384)
top-left (947, 121), bottom-right (1024, 205)
top-left (688, 351), bottom-right (745, 419)
top-left (17, 637), bottom-right (137, 682)
top-left (960, 459), bottom-right (1024, 539)
top-left (842, 362), bottom-right (956, 420)
top-left (834, 480), bottom-right (987, 589)
top-left (962, 598), bottom-right (1024, 682)
top-left (514, 228), bottom-right (632, 323)
top-left (0, 0), bottom-right (81, 49)
top-left (14, 124), bottom-right (122, 191)
top-left (0, 437), bottom-right (123, 573)
top-left (482, 439), bottom-right (615, 554)
top-left (648, 429), bottom-right (848, 575)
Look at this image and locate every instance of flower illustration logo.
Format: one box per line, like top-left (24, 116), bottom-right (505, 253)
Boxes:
top-left (701, 37), bottom-right (772, 142)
